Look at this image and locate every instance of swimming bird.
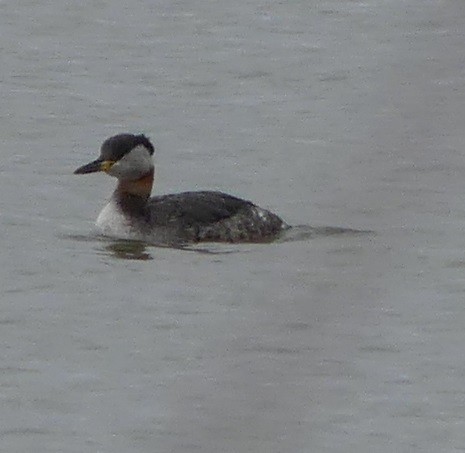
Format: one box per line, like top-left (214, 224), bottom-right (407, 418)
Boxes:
top-left (74, 133), bottom-right (287, 244)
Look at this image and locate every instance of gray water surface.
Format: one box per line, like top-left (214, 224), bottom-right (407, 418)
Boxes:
top-left (2, 1), bottom-right (465, 452)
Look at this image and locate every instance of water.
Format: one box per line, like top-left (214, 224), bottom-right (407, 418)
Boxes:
top-left (2, 0), bottom-right (465, 451)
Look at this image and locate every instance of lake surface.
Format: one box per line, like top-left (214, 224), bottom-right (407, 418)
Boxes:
top-left (2, 0), bottom-right (465, 451)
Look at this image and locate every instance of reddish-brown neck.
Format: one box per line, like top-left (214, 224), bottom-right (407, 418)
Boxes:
top-left (115, 169), bottom-right (154, 200)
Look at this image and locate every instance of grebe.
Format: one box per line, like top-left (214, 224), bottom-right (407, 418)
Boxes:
top-left (74, 134), bottom-right (287, 244)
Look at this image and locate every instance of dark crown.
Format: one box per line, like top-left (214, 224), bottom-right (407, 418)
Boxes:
top-left (100, 134), bottom-right (155, 161)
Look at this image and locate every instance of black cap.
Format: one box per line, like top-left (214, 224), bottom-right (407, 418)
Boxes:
top-left (100, 134), bottom-right (155, 161)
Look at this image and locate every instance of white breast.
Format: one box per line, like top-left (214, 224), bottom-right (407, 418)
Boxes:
top-left (96, 200), bottom-right (134, 239)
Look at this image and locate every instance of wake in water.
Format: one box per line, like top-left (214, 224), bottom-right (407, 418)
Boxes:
top-left (277, 224), bottom-right (373, 243)
top-left (64, 224), bottom-right (373, 260)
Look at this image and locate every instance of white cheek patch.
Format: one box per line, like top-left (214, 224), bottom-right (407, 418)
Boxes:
top-left (108, 145), bottom-right (153, 179)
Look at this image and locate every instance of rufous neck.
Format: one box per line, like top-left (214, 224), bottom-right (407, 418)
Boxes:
top-left (115, 169), bottom-right (154, 201)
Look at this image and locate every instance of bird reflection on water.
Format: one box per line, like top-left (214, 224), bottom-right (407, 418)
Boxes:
top-left (103, 240), bottom-right (154, 261)
top-left (98, 226), bottom-right (373, 261)
top-left (65, 224), bottom-right (372, 261)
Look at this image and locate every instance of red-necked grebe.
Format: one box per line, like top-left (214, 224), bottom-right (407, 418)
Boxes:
top-left (74, 134), bottom-right (287, 244)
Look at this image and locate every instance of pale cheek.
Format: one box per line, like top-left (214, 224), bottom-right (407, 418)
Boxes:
top-left (108, 161), bottom-right (137, 179)
top-left (108, 162), bottom-right (124, 177)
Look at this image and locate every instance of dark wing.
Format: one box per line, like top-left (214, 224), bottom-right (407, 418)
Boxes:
top-left (146, 191), bottom-right (255, 227)
top-left (145, 190), bottom-right (286, 243)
